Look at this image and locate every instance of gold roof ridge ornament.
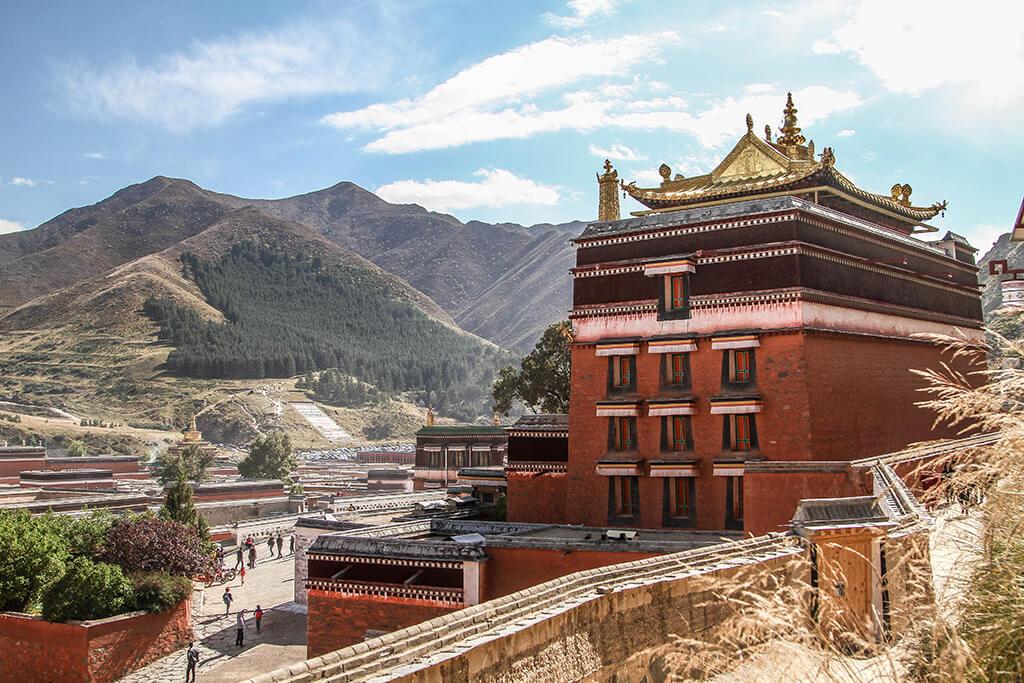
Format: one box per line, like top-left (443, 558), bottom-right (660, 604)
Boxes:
top-left (597, 158), bottom-right (620, 222)
top-left (615, 92), bottom-right (949, 231)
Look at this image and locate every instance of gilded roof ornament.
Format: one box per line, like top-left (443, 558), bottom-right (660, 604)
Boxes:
top-left (764, 124), bottom-right (772, 143)
top-left (891, 183), bottom-right (913, 206)
top-left (745, 113), bottom-right (753, 133)
top-left (658, 163), bottom-right (672, 181)
top-left (820, 147), bottom-right (835, 167)
top-left (597, 159), bottom-right (620, 221)
top-left (776, 92), bottom-right (806, 146)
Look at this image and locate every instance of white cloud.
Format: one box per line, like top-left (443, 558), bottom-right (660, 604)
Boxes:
top-left (11, 177), bottom-right (36, 187)
top-left (544, 0), bottom-right (622, 28)
top-left (627, 168), bottom-right (664, 186)
top-left (761, 9), bottom-right (784, 18)
top-left (811, 39), bottom-right (841, 55)
top-left (589, 143), bottom-right (645, 161)
top-left (827, 0), bottom-right (1024, 101)
top-left (323, 32), bottom-right (681, 153)
top-left (324, 33), bottom-right (859, 154)
top-left (82, 152), bottom-right (104, 159)
top-left (0, 219), bottom-right (26, 234)
top-left (836, 129), bottom-right (856, 137)
top-left (56, 17), bottom-right (401, 131)
top-left (375, 168), bottom-right (560, 213)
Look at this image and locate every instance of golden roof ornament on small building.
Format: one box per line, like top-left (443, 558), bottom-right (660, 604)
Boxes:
top-left (426, 407), bottom-right (435, 427)
top-left (597, 159), bottom-right (620, 222)
top-left (182, 414), bottom-right (201, 443)
top-left (776, 92), bottom-right (806, 147)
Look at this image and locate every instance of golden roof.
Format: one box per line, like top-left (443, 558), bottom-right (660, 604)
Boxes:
top-left (621, 93), bottom-right (947, 228)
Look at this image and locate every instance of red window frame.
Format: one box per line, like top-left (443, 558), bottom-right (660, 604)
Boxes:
top-left (669, 353), bottom-right (686, 384)
top-left (669, 275), bottom-right (686, 310)
top-left (671, 478), bottom-right (691, 518)
top-left (616, 417), bottom-right (634, 450)
top-left (615, 476), bottom-right (633, 516)
top-left (733, 415), bottom-right (752, 451)
top-left (617, 356), bottom-right (632, 387)
top-left (732, 350), bottom-right (751, 383)
top-left (671, 415), bottom-right (689, 451)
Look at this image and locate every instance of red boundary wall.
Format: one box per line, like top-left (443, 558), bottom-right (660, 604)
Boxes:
top-left (0, 599), bottom-right (192, 683)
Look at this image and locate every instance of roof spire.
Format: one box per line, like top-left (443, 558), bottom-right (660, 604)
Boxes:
top-left (745, 113), bottom-right (753, 133)
top-left (597, 159), bottom-right (620, 221)
top-left (776, 92), bottom-right (806, 146)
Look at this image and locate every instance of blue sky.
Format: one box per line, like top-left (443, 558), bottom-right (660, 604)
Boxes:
top-left (1, 0), bottom-right (1021, 252)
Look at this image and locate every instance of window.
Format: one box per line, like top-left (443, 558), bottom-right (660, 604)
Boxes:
top-left (668, 353), bottom-right (686, 384)
top-left (664, 478), bottom-right (696, 525)
top-left (608, 355), bottom-right (637, 391)
top-left (729, 349), bottom-right (752, 384)
top-left (608, 476), bottom-right (639, 521)
top-left (725, 476), bottom-right (744, 530)
top-left (660, 274), bottom-right (690, 319)
top-left (610, 417), bottom-right (637, 451)
top-left (662, 415), bottom-right (692, 452)
top-left (724, 414), bottom-right (757, 452)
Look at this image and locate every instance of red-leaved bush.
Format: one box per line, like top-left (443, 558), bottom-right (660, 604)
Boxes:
top-left (98, 515), bottom-right (214, 578)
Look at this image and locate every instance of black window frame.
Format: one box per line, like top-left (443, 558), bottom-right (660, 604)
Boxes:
top-left (660, 415), bottom-right (693, 453)
top-left (607, 355), bottom-right (638, 394)
top-left (660, 352), bottom-right (692, 392)
top-left (724, 476), bottom-right (744, 530)
top-left (657, 273), bottom-right (691, 321)
top-left (608, 416), bottom-right (639, 452)
top-left (607, 475), bottom-right (641, 525)
top-left (721, 414), bottom-right (759, 452)
top-left (720, 348), bottom-right (757, 390)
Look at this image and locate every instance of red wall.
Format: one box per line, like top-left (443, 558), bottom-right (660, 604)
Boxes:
top-left (481, 547), bottom-right (659, 600)
top-left (804, 334), bottom-right (981, 459)
top-left (0, 599), bottom-right (191, 683)
top-left (193, 489), bottom-right (282, 502)
top-left (743, 469), bottom-right (866, 536)
top-left (506, 472), bottom-right (568, 524)
top-left (45, 460), bottom-right (142, 474)
top-left (306, 590), bottom-right (458, 657)
top-left (0, 458), bottom-right (46, 477)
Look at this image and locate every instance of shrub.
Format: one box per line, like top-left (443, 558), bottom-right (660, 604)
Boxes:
top-left (41, 557), bottom-right (134, 622)
top-left (0, 510), bottom-right (69, 612)
top-left (48, 510), bottom-right (114, 558)
top-left (131, 572), bottom-right (193, 613)
top-left (98, 515), bottom-right (214, 578)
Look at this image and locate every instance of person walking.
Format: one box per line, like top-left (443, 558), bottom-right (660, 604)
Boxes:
top-left (222, 587), bottom-right (233, 615)
top-left (254, 604), bottom-right (264, 634)
top-left (185, 641), bottom-right (200, 682)
top-left (239, 565), bottom-right (246, 586)
top-left (266, 535), bottom-right (275, 558)
top-left (235, 610), bottom-right (247, 647)
top-left (248, 545), bottom-right (257, 569)
top-left (235, 546), bottom-right (244, 570)
top-left (276, 534), bottom-right (283, 558)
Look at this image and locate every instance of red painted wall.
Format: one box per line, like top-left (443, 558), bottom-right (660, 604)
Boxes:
top-left (193, 489), bottom-right (282, 502)
top-left (0, 458), bottom-right (46, 477)
top-left (481, 547), bottom-right (659, 600)
top-left (306, 590), bottom-right (458, 657)
top-left (743, 469), bottom-right (866, 536)
top-left (0, 599), bottom-right (191, 683)
top-left (45, 459), bottom-right (142, 474)
top-left (506, 472), bottom-right (567, 524)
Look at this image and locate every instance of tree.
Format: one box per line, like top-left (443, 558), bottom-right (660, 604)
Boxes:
top-left (152, 445), bottom-right (214, 486)
top-left (66, 440), bottom-right (88, 457)
top-left (160, 468), bottom-right (207, 537)
top-left (40, 557), bottom-right (134, 622)
top-left (0, 511), bottom-right (70, 612)
top-left (492, 321), bottom-right (572, 415)
top-left (239, 431), bottom-right (295, 481)
top-left (97, 515), bottom-right (213, 577)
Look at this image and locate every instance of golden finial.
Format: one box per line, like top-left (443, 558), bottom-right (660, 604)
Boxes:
top-left (776, 92), bottom-right (806, 146)
top-left (745, 113), bottom-right (753, 133)
top-left (807, 139), bottom-right (814, 158)
top-left (492, 413), bottom-right (501, 426)
top-left (658, 163), bottom-right (672, 181)
top-left (889, 183), bottom-right (913, 206)
top-left (597, 159), bottom-right (620, 221)
top-left (820, 147), bottom-right (835, 167)
top-left (764, 124), bottom-right (772, 143)
top-left (426, 407), bottom-right (435, 426)
top-left (189, 414), bottom-right (197, 432)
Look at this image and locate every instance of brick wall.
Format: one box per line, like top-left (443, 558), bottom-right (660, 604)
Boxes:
top-left (0, 599), bottom-right (192, 683)
top-left (744, 469), bottom-right (865, 536)
top-left (506, 471), bottom-right (567, 524)
top-left (306, 590), bottom-right (458, 657)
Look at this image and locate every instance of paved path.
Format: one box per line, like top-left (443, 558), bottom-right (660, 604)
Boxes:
top-left (119, 549), bottom-right (307, 683)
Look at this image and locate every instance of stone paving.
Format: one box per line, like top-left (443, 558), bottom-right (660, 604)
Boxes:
top-left (119, 547), bottom-right (307, 683)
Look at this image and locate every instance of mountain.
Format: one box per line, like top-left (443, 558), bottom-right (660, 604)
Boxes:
top-left (228, 182), bottom-right (581, 352)
top-left (0, 185), bottom-right (512, 438)
top-left (978, 232), bottom-right (1020, 316)
top-left (0, 177), bottom-right (579, 353)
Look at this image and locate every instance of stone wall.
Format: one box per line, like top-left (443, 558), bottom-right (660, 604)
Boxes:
top-left (0, 599), bottom-right (192, 683)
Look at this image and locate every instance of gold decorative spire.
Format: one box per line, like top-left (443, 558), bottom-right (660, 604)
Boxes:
top-left (776, 92), bottom-right (805, 146)
top-left (597, 159), bottom-right (620, 221)
top-left (492, 413), bottom-right (501, 426)
top-left (182, 414), bottom-right (201, 442)
top-left (745, 113), bottom-right (753, 133)
top-left (658, 163), bottom-right (671, 181)
top-left (764, 124), bottom-right (772, 143)
top-left (426, 407), bottom-right (435, 426)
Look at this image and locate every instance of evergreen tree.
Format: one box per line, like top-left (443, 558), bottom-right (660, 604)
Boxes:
top-left (239, 431), bottom-right (295, 482)
top-left (160, 468), bottom-right (207, 537)
top-left (493, 321), bottom-right (572, 415)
